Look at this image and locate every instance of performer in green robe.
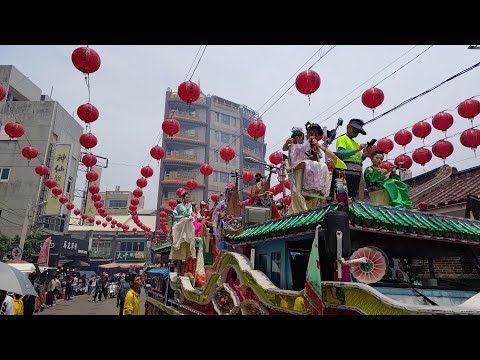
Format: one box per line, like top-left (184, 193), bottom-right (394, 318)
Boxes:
top-left (364, 150), bottom-right (413, 209)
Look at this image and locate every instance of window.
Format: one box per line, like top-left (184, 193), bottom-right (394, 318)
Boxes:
top-left (125, 242), bottom-right (132, 252)
top-left (0, 168), bottom-right (11, 182)
top-left (215, 131), bottom-right (220, 142)
top-left (221, 132), bottom-right (230, 143)
top-left (271, 252), bottom-right (281, 287)
top-left (221, 114), bottom-right (230, 125)
top-left (212, 111), bottom-right (219, 122)
top-left (258, 254), bottom-right (268, 274)
top-left (120, 242), bottom-right (127, 252)
top-left (108, 200), bottom-right (128, 208)
top-left (66, 176), bottom-right (73, 193)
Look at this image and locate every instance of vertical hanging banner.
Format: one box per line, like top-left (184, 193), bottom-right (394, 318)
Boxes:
top-left (84, 166), bottom-right (102, 225)
top-left (45, 144), bottom-right (71, 216)
top-left (37, 237), bottom-right (52, 266)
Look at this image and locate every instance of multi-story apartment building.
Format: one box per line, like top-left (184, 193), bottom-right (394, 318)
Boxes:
top-left (156, 89), bottom-right (267, 212)
top-left (0, 65), bottom-right (83, 238)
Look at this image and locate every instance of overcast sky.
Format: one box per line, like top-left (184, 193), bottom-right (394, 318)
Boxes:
top-left (1, 45), bottom-right (479, 209)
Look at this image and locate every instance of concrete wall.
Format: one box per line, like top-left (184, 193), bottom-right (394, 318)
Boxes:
top-left (0, 98), bottom-right (83, 237)
top-left (0, 65), bottom-right (42, 101)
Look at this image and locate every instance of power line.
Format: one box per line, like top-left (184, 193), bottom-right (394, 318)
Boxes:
top-left (365, 59), bottom-right (480, 126)
top-left (318, 45), bottom-right (434, 126)
top-left (0, 216), bottom-right (23, 227)
top-left (309, 45), bottom-right (420, 123)
top-left (205, 45), bottom-right (337, 166)
top-left (185, 45), bottom-right (204, 81)
top-left (189, 45), bottom-right (208, 81)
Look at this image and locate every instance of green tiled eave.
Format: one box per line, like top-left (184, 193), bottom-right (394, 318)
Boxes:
top-left (225, 204), bottom-right (338, 243)
top-left (224, 201), bottom-right (480, 244)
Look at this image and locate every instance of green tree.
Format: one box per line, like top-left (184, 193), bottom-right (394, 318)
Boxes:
top-left (0, 235), bottom-right (43, 262)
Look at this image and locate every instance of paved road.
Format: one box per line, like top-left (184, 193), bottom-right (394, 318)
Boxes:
top-left (37, 290), bottom-right (146, 315)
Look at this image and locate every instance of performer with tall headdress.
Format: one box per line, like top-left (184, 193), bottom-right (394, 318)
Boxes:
top-left (169, 190), bottom-right (196, 262)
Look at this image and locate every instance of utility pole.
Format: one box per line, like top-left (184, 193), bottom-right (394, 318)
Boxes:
top-left (19, 201), bottom-right (32, 260)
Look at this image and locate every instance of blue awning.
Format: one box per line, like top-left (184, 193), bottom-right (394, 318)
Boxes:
top-left (146, 268), bottom-right (169, 278)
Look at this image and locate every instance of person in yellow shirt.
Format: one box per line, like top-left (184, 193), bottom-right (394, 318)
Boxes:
top-left (123, 273), bottom-right (142, 315)
top-left (330, 119), bottom-right (371, 201)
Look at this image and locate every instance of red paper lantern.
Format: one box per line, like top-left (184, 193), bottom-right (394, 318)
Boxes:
top-left (94, 201), bottom-right (103, 209)
top-left (82, 154), bottom-right (97, 168)
top-left (66, 203), bottom-right (75, 210)
top-left (129, 205), bottom-right (137, 212)
top-left (432, 112), bottom-right (454, 132)
top-left (111, 224), bottom-right (116, 229)
top-left (412, 148), bottom-right (432, 166)
top-left (178, 81), bottom-right (201, 104)
top-left (59, 196), bottom-right (69, 204)
top-left (141, 166), bottom-right (154, 178)
top-left (379, 161), bottom-right (393, 171)
top-left (211, 193), bottom-right (220, 202)
top-left (176, 188), bottom-right (185, 198)
top-left (247, 119), bottom-right (267, 140)
top-left (394, 130), bottom-right (412, 147)
top-left (282, 196), bottom-right (292, 206)
top-left (361, 88), bottom-right (384, 109)
top-left (133, 188), bottom-right (143, 198)
top-left (269, 152), bottom-right (283, 165)
top-left (102, 222), bottom-right (107, 227)
top-left (133, 228), bottom-right (138, 232)
top-left (285, 180), bottom-right (291, 190)
top-left (168, 199), bottom-right (177, 209)
top-left (159, 211), bottom-right (167, 218)
top-left (87, 217), bottom-right (95, 224)
top-left (458, 99), bottom-right (480, 119)
top-left (200, 163), bottom-right (213, 176)
top-left (226, 182), bottom-right (235, 189)
top-left (412, 121), bottom-right (432, 139)
top-left (95, 220), bottom-right (101, 225)
top-left (150, 145), bottom-right (165, 160)
top-left (71, 47), bottom-right (101, 74)
top-left (186, 179), bottom-right (198, 190)
top-left (271, 184), bottom-right (281, 196)
top-left (77, 103), bottom-right (99, 123)
top-left (111, 219), bottom-right (117, 225)
top-left (130, 197), bottom-right (139, 206)
top-left (73, 209), bottom-right (81, 216)
top-left (80, 133), bottom-right (98, 149)
top-left (21, 146), bottom-right (38, 160)
top-left (460, 128), bottom-right (480, 149)
top-left (295, 70), bottom-right (321, 95)
top-left (91, 193), bottom-right (101, 202)
top-left (45, 178), bottom-right (57, 189)
top-left (35, 165), bottom-right (49, 176)
top-left (88, 184), bottom-right (100, 194)
top-left (162, 118), bottom-right (180, 137)
top-left (432, 140), bottom-right (454, 160)
top-left (0, 84), bottom-right (5, 101)
top-left (242, 170), bottom-right (254, 183)
top-left (394, 154), bottom-right (413, 170)
top-left (51, 187), bottom-right (62, 196)
top-left (136, 177), bottom-right (148, 188)
top-left (86, 171), bottom-right (99, 182)
top-left (106, 215), bottom-right (112, 222)
top-left (377, 138), bottom-right (394, 154)
top-left (4, 122), bottom-right (25, 138)
top-left (81, 214), bottom-right (88, 220)
top-left (220, 146), bottom-right (235, 163)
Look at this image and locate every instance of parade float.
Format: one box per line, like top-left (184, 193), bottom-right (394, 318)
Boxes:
top-left (145, 172), bottom-right (480, 315)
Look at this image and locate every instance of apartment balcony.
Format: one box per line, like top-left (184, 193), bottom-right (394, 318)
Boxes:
top-left (167, 92), bottom-right (208, 106)
top-left (164, 131), bottom-right (206, 145)
top-left (163, 151), bottom-right (202, 165)
top-left (243, 130), bottom-right (265, 142)
top-left (242, 147), bottom-right (263, 161)
top-left (169, 110), bottom-right (206, 125)
top-left (161, 172), bottom-right (205, 187)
